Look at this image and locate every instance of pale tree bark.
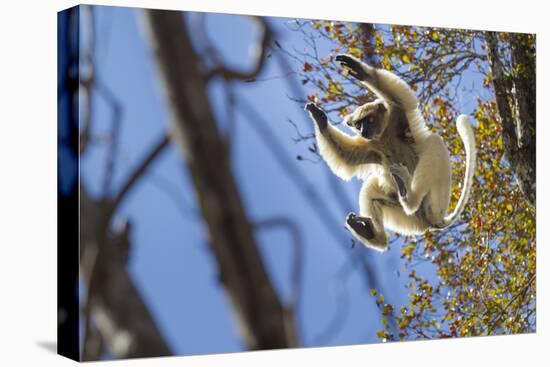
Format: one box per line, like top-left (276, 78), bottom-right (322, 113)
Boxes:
top-left (141, 9), bottom-right (298, 350)
top-left (485, 32), bottom-right (536, 207)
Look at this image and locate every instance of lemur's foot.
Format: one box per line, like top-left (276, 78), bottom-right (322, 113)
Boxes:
top-left (345, 212), bottom-right (374, 240)
top-left (390, 164), bottom-right (411, 198)
top-left (335, 54), bottom-right (369, 81)
top-left (305, 103), bottom-right (328, 130)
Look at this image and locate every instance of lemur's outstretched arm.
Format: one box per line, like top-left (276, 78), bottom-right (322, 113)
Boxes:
top-left (301, 54), bottom-right (477, 251)
top-left (305, 103), bottom-right (383, 181)
top-left (335, 55), bottom-right (418, 113)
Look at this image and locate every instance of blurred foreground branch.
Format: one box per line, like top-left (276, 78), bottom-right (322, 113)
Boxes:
top-left (204, 16), bottom-right (272, 82)
top-left (72, 6), bottom-right (173, 359)
top-left (80, 189), bottom-right (172, 360)
top-left (142, 9), bottom-right (298, 350)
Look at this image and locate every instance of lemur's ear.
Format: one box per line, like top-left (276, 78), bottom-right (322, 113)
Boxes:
top-left (377, 103), bottom-right (387, 113)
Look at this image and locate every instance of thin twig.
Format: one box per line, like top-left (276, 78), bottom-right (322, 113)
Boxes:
top-left (108, 133), bottom-right (170, 220)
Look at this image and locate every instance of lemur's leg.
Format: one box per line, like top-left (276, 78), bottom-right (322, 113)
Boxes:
top-left (345, 181), bottom-right (390, 252)
top-left (390, 163), bottom-right (412, 198)
top-left (402, 136), bottom-right (452, 224)
top-left (305, 103), bottom-right (384, 180)
top-left (335, 55), bottom-right (418, 112)
top-left (394, 135), bottom-right (447, 216)
top-left (395, 171), bottom-right (429, 216)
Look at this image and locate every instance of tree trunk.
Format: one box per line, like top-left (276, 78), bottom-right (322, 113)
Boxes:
top-left (141, 9), bottom-right (298, 350)
top-left (80, 189), bottom-right (173, 360)
top-left (485, 32), bottom-right (536, 207)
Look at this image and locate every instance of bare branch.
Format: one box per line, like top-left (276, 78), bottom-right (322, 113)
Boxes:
top-left (147, 172), bottom-right (200, 221)
top-left (254, 217), bottom-right (305, 308)
top-left (142, 9), bottom-right (297, 350)
top-left (80, 189), bottom-right (172, 359)
top-left (77, 7), bottom-right (172, 359)
top-left (204, 17), bottom-right (272, 82)
top-left (108, 133), bottom-right (170, 220)
top-left (254, 216), bottom-right (305, 346)
top-left (78, 5), bottom-right (96, 155)
top-left (96, 78), bottom-right (123, 197)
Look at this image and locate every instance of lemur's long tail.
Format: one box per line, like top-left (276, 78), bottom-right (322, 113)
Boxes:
top-left (441, 115), bottom-right (477, 227)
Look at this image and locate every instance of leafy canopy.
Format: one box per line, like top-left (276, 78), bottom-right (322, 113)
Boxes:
top-left (292, 21), bottom-right (535, 340)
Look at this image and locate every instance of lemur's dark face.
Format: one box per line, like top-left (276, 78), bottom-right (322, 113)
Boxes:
top-left (345, 101), bottom-right (388, 139)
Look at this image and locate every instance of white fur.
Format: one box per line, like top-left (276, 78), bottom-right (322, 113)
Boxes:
top-left (313, 123), bottom-right (386, 182)
top-left (311, 55), bottom-right (477, 251)
top-left (443, 114), bottom-right (477, 225)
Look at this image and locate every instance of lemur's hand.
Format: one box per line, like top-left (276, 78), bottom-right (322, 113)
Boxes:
top-left (335, 54), bottom-right (369, 82)
top-left (305, 103), bottom-right (328, 130)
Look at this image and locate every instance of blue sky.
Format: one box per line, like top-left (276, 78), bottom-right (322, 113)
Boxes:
top-left (79, 5), bottom-right (479, 356)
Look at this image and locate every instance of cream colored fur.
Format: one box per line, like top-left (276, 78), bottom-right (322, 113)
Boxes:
top-left (310, 55), bottom-right (477, 251)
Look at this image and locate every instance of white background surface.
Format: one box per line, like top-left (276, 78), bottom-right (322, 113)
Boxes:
top-left (0, 0), bottom-right (546, 365)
